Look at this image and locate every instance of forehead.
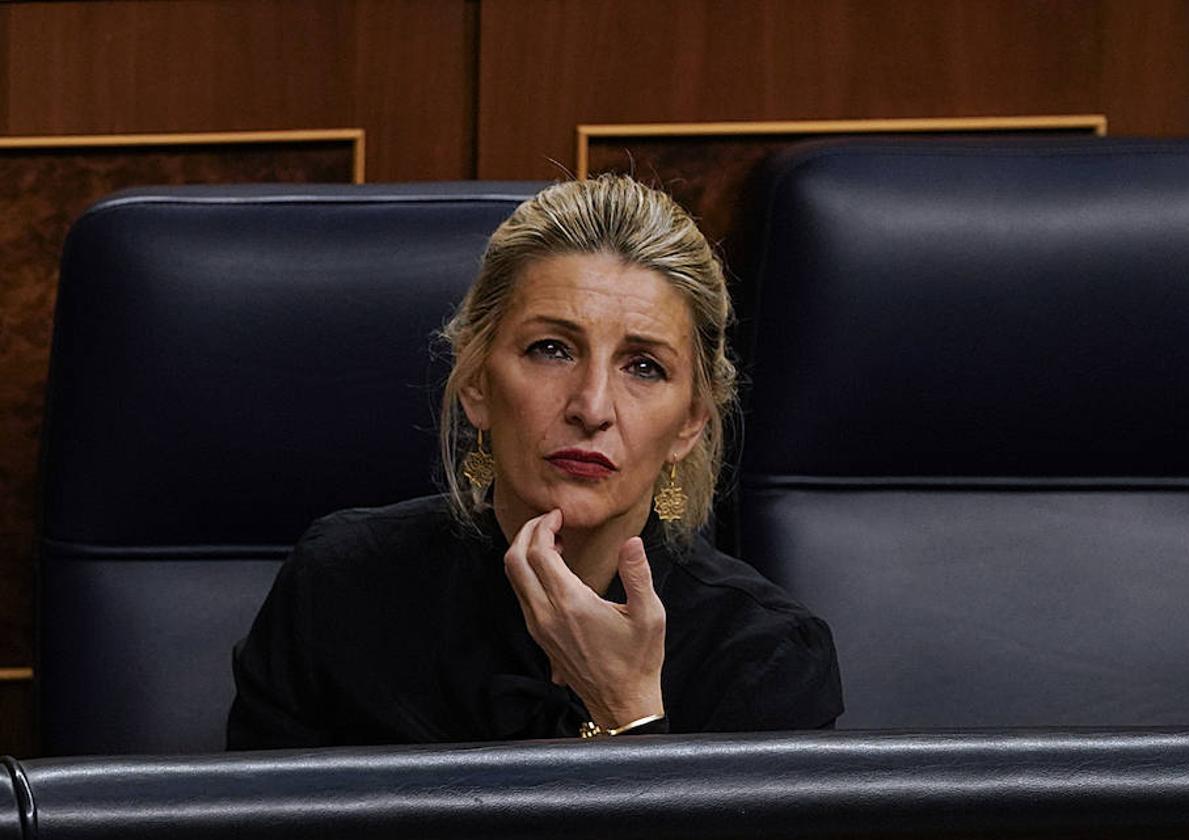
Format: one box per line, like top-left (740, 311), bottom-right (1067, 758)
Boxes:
top-left (505, 252), bottom-right (694, 341)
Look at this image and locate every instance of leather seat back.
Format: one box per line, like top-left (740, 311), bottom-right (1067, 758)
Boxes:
top-left (737, 140), bottom-right (1189, 728)
top-left (39, 183), bottom-right (542, 754)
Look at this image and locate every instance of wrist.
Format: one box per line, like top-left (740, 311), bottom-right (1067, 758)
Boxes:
top-left (593, 691), bottom-right (663, 730)
top-left (579, 713), bottom-right (666, 739)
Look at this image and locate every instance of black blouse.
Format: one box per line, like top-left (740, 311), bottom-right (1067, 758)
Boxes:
top-left (227, 495), bottom-right (842, 748)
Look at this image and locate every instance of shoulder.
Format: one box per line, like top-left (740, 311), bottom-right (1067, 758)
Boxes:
top-left (664, 538), bottom-right (833, 661)
top-left (273, 494), bottom-right (485, 603)
top-left (304, 492), bottom-right (456, 541)
top-left (665, 536), bottom-right (819, 626)
top-left (231, 495), bottom-right (467, 746)
top-left (263, 493), bottom-right (485, 647)
top-left (661, 538), bottom-right (843, 730)
top-left (292, 494), bottom-right (460, 569)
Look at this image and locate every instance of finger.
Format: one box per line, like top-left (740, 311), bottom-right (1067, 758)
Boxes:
top-left (525, 510), bottom-right (584, 603)
top-left (504, 514), bottom-right (555, 614)
top-left (504, 549), bottom-right (549, 620)
top-left (618, 537), bottom-right (663, 621)
top-left (507, 508), bottom-right (548, 560)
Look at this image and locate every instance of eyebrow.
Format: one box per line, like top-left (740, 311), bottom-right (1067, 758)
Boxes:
top-left (521, 315), bottom-right (680, 356)
top-left (523, 315), bottom-right (582, 332)
top-left (624, 333), bottom-right (679, 356)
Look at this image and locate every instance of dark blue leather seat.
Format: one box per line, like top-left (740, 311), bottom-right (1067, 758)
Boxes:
top-left (38, 183), bottom-right (543, 755)
top-left (737, 139), bottom-right (1189, 728)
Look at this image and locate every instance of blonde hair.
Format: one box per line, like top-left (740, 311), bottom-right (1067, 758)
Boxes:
top-left (439, 175), bottom-right (737, 537)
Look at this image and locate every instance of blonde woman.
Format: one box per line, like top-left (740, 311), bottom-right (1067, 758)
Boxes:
top-left (228, 176), bottom-right (841, 747)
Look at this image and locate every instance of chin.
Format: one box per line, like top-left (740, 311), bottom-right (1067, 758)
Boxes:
top-left (554, 504), bottom-right (611, 531)
top-left (548, 487), bottom-right (641, 532)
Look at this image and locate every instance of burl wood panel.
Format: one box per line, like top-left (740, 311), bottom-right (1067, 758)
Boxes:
top-left (3, 0), bottom-right (475, 181)
top-left (0, 140), bottom-right (355, 674)
top-left (477, 0), bottom-right (1105, 179)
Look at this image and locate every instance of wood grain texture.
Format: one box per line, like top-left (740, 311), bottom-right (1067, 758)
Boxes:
top-left (1100, 0), bottom-right (1189, 135)
top-left (477, 0), bottom-right (1107, 178)
top-left (0, 5), bottom-right (9, 135)
top-left (351, 0), bottom-right (479, 179)
top-left (5, 0), bottom-right (474, 181)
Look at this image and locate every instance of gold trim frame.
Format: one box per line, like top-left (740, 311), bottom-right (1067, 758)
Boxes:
top-left (0, 128), bottom-right (366, 183)
top-left (576, 115), bottom-right (1107, 178)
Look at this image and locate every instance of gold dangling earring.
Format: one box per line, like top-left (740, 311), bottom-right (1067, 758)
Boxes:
top-left (653, 461), bottom-right (688, 522)
top-left (462, 428), bottom-right (495, 490)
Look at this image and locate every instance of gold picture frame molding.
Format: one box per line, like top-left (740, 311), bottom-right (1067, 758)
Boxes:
top-left (576, 115), bottom-right (1108, 178)
top-left (0, 128), bottom-right (367, 184)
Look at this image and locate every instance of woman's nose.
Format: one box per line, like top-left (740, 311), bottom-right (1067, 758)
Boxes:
top-left (565, 362), bottom-right (614, 433)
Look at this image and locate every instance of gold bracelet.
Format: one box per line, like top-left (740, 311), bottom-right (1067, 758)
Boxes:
top-left (579, 713), bottom-right (664, 739)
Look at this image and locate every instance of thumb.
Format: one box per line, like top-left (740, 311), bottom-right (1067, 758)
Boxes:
top-left (618, 537), bottom-right (659, 615)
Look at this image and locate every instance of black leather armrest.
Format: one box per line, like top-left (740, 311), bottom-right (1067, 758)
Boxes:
top-left (0, 757), bottom-right (23, 840)
top-left (6, 729), bottom-right (1189, 839)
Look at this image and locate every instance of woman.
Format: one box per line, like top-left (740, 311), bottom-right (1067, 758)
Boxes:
top-left (227, 175), bottom-right (841, 747)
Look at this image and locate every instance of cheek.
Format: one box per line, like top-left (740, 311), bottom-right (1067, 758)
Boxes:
top-left (489, 368), bottom-right (567, 444)
top-left (621, 397), bottom-right (691, 459)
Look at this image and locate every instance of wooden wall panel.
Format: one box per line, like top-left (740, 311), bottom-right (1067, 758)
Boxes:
top-left (4, 0), bottom-right (475, 181)
top-left (476, 0), bottom-right (1115, 179)
top-left (352, 0), bottom-right (479, 179)
top-left (0, 6), bottom-right (9, 136)
top-left (1100, 0), bottom-right (1189, 135)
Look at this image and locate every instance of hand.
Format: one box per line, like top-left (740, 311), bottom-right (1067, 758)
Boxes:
top-left (503, 509), bottom-right (666, 729)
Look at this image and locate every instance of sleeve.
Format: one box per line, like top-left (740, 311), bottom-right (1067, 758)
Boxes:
top-left (702, 615), bottom-right (844, 731)
top-left (226, 525), bottom-right (335, 750)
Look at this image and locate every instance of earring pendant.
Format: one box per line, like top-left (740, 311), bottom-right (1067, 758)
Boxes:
top-left (462, 429), bottom-right (495, 489)
top-left (653, 461), bottom-right (688, 522)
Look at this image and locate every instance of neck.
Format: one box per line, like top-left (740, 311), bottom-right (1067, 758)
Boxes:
top-left (492, 491), bottom-right (652, 597)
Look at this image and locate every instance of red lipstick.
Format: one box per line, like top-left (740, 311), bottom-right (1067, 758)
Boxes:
top-left (546, 448), bottom-right (618, 479)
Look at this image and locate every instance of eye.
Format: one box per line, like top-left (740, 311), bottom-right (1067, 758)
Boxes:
top-left (625, 355), bottom-right (668, 382)
top-left (526, 338), bottom-right (573, 362)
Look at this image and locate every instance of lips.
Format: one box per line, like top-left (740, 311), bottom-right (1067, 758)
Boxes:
top-left (546, 448), bottom-right (618, 479)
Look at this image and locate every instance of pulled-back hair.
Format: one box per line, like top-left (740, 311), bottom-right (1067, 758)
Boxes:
top-left (439, 174), bottom-right (737, 537)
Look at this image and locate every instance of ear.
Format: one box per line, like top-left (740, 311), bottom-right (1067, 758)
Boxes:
top-left (670, 398), bottom-right (710, 461)
top-left (458, 368), bottom-right (491, 430)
